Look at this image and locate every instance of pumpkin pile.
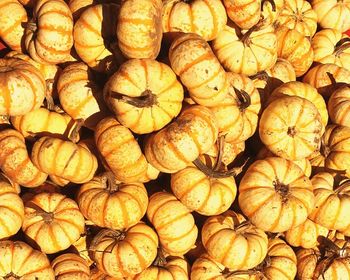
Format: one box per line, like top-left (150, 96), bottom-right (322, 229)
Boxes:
top-left (1, 0), bottom-right (350, 279)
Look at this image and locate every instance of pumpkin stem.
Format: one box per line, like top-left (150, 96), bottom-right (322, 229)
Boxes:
top-left (102, 172), bottom-right (120, 193)
top-left (153, 248), bottom-right (167, 267)
top-left (68, 119), bottom-right (84, 144)
top-left (4, 272), bottom-right (21, 280)
top-left (0, 115), bottom-right (10, 124)
top-left (287, 126), bottom-right (297, 137)
top-left (235, 220), bottom-right (251, 231)
top-left (334, 179), bottom-right (350, 194)
top-left (222, 268), bottom-right (261, 277)
top-left (90, 229), bottom-right (127, 253)
top-left (261, 0), bottom-right (276, 11)
top-left (26, 20), bottom-right (37, 32)
top-left (213, 135), bottom-right (225, 172)
top-left (241, 20), bottom-right (264, 46)
top-left (249, 71), bottom-right (270, 82)
top-left (110, 89), bottom-right (158, 108)
top-left (232, 88), bottom-right (251, 111)
top-left (334, 38), bottom-right (350, 56)
top-left (273, 179), bottom-right (289, 202)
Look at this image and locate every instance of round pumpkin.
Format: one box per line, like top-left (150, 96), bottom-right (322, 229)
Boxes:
top-left (162, 0), bottom-right (227, 41)
top-left (328, 86), bottom-right (350, 127)
top-left (22, 192), bottom-right (85, 254)
top-left (169, 33), bottom-right (228, 106)
top-left (104, 58), bottom-right (184, 134)
top-left (0, 240), bottom-right (54, 279)
top-left (239, 157), bottom-right (315, 232)
top-left (90, 223), bottom-right (158, 278)
top-left (77, 173), bottom-right (148, 230)
top-left (90, 267), bottom-right (121, 280)
top-left (52, 253), bottom-right (90, 280)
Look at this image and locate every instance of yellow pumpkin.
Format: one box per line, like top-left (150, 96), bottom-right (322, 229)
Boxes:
top-left (328, 86), bottom-right (350, 127)
top-left (90, 267), bottom-right (120, 280)
top-left (52, 253), bottom-right (90, 280)
top-left (104, 58), bottom-right (184, 134)
top-left (22, 192), bottom-right (85, 254)
top-left (162, 0), bottom-right (227, 41)
top-left (239, 157), bottom-right (315, 232)
top-left (69, 0), bottom-right (110, 19)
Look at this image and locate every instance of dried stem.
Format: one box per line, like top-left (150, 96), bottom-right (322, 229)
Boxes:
top-left (261, 0), bottom-right (276, 11)
top-left (110, 89), bottom-right (158, 108)
top-left (334, 38), bottom-right (350, 56)
top-left (233, 88), bottom-right (251, 111)
top-left (68, 119), bottom-right (84, 144)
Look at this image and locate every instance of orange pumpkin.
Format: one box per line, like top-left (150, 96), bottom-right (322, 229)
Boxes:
top-left (239, 157), bottom-right (315, 232)
top-left (162, 0), bottom-right (227, 41)
top-left (52, 253), bottom-right (90, 280)
top-left (328, 86), bottom-right (350, 127)
top-left (90, 267), bottom-right (120, 280)
top-left (104, 58), bottom-right (184, 134)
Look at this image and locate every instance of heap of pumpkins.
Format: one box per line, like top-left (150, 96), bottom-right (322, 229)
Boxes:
top-left (1, 0), bottom-right (350, 279)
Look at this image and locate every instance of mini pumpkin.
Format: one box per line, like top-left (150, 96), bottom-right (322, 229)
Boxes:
top-left (328, 86), bottom-right (350, 127)
top-left (90, 267), bottom-right (120, 280)
top-left (52, 253), bottom-right (90, 280)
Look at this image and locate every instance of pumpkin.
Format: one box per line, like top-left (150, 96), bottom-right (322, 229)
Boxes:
top-left (0, 58), bottom-right (46, 116)
top-left (328, 86), bottom-right (350, 127)
top-left (201, 210), bottom-right (268, 270)
top-left (25, 0), bottom-right (74, 64)
top-left (77, 173), bottom-right (148, 230)
top-left (275, 0), bottom-right (317, 37)
top-left (302, 63), bottom-right (350, 99)
top-left (311, 0), bottom-right (350, 32)
top-left (144, 105), bottom-right (218, 173)
top-left (147, 192), bottom-right (198, 256)
top-left (223, 0), bottom-right (260, 30)
top-left (261, 0), bottom-right (285, 27)
top-left (169, 33), bottom-right (228, 106)
top-left (275, 26), bottom-right (314, 77)
top-left (57, 62), bottom-right (108, 128)
top-left (0, 179), bottom-right (24, 239)
top-left (117, 0), bottom-right (162, 59)
top-left (212, 23), bottom-right (277, 76)
top-left (0, 129), bottom-right (48, 188)
top-left (22, 192), bottom-right (85, 254)
top-left (52, 253), bottom-right (90, 280)
top-left (90, 223), bottom-right (158, 278)
top-left (285, 218), bottom-right (329, 249)
top-left (74, 3), bottom-right (123, 73)
top-left (259, 96), bottom-right (323, 161)
top-left (239, 157), bottom-right (315, 232)
top-left (95, 117), bottom-right (149, 182)
top-left (0, 0), bottom-right (27, 52)
top-left (69, 0), bottom-right (100, 19)
top-left (49, 174), bottom-right (70, 187)
top-left (0, 241), bottom-right (54, 279)
top-left (90, 267), bottom-right (120, 280)
top-left (312, 29), bottom-right (350, 71)
top-left (104, 58), bottom-right (184, 134)
top-left (162, 0), bottom-right (227, 41)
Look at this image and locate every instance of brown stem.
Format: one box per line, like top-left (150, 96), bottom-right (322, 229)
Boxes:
top-left (110, 89), bottom-right (158, 108)
top-left (287, 126), bottom-right (297, 137)
top-left (102, 172), bottom-right (120, 193)
top-left (213, 135), bottom-right (225, 172)
top-left (233, 88), bottom-right (251, 111)
top-left (261, 0), bottom-right (276, 11)
top-left (153, 248), bottom-right (167, 267)
top-left (320, 136), bottom-right (330, 157)
top-left (334, 38), bottom-right (350, 56)
top-left (249, 71), bottom-right (270, 82)
top-left (241, 20), bottom-right (264, 45)
top-left (4, 272), bottom-right (20, 280)
top-left (235, 220), bottom-right (251, 231)
top-left (26, 20), bottom-right (37, 32)
top-left (222, 268), bottom-right (261, 278)
top-left (273, 179), bottom-right (289, 203)
top-left (334, 180), bottom-right (350, 194)
top-left (90, 229), bottom-right (126, 253)
top-left (68, 119), bottom-right (84, 144)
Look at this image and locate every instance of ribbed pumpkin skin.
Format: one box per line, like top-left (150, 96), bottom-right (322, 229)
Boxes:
top-left (22, 192), bottom-right (85, 254)
top-left (117, 0), bottom-right (162, 59)
top-left (311, 0), bottom-right (350, 32)
top-left (212, 25), bottom-right (277, 76)
top-left (57, 62), bottom-right (107, 128)
top-left (91, 224), bottom-right (158, 278)
top-left (191, 254), bottom-right (230, 280)
top-left (171, 166), bottom-right (237, 216)
top-left (276, 0), bottom-right (317, 37)
top-left (239, 157), bottom-right (315, 232)
top-left (104, 58), bottom-right (184, 134)
top-left (90, 267), bottom-right (120, 280)
top-left (169, 33), bottom-right (228, 106)
top-left (223, 0), bottom-right (261, 29)
top-left (147, 192), bottom-right (198, 256)
top-left (285, 218), bottom-right (329, 249)
top-left (69, 0), bottom-right (94, 19)
top-left (52, 253), bottom-right (90, 280)
top-left (144, 105), bottom-right (218, 173)
top-left (31, 137), bottom-right (98, 184)
top-left (201, 211), bottom-right (268, 271)
top-left (77, 175), bottom-right (148, 230)
top-left (0, 129), bottom-right (48, 188)
top-left (328, 86), bottom-right (350, 127)
top-left (25, 0), bottom-right (74, 64)
top-left (0, 180), bottom-right (24, 239)
top-left (162, 0), bottom-right (227, 41)
top-left (0, 58), bottom-right (46, 116)
top-left (95, 117), bottom-right (148, 183)
top-left (0, 241), bottom-right (54, 279)
top-left (275, 27), bottom-right (314, 77)
top-left (0, 0), bottom-right (27, 52)
top-left (312, 29), bottom-right (350, 70)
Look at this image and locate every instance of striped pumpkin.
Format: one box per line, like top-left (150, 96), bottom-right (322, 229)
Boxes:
top-left (25, 0), bottom-right (74, 64)
top-left (69, 0), bottom-right (95, 19)
top-left (90, 267), bottom-right (120, 280)
top-left (57, 62), bottom-right (108, 128)
top-left (117, 0), bottom-right (162, 59)
top-left (328, 86), bottom-right (350, 127)
top-left (0, 0), bottom-right (27, 52)
top-left (22, 192), bottom-right (85, 254)
top-left (162, 0), bottom-right (227, 41)
top-left (169, 33), bottom-right (228, 106)
top-left (0, 58), bottom-right (46, 116)
top-left (31, 136), bottom-right (98, 184)
top-left (276, 0), bottom-right (318, 37)
top-left (0, 129), bottom-right (48, 188)
top-left (147, 192), bottom-right (198, 256)
top-left (144, 105), bottom-right (218, 173)
top-left (312, 29), bottom-right (350, 71)
top-left (49, 174), bottom-right (70, 187)
top-left (0, 241), bottom-right (54, 279)
top-left (212, 24), bottom-right (277, 76)
top-left (104, 58), bottom-right (184, 134)
top-left (77, 174), bottom-right (148, 230)
top-left (90, 224), bottom-right (158, 278)
top-left (52, 254), bottom-right (90, 280)
top-left (275, 26), bottom-right (314, 77)
top-left (239, 157), bottom-right (315, 232)
top-left (74, 3), bottom-right (123, 72)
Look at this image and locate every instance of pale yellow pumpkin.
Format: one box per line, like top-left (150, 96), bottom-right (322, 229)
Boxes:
top-left (328, 86), bottom-right (350, 127)
top-left (52, 253), bottom-right (90, 280)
